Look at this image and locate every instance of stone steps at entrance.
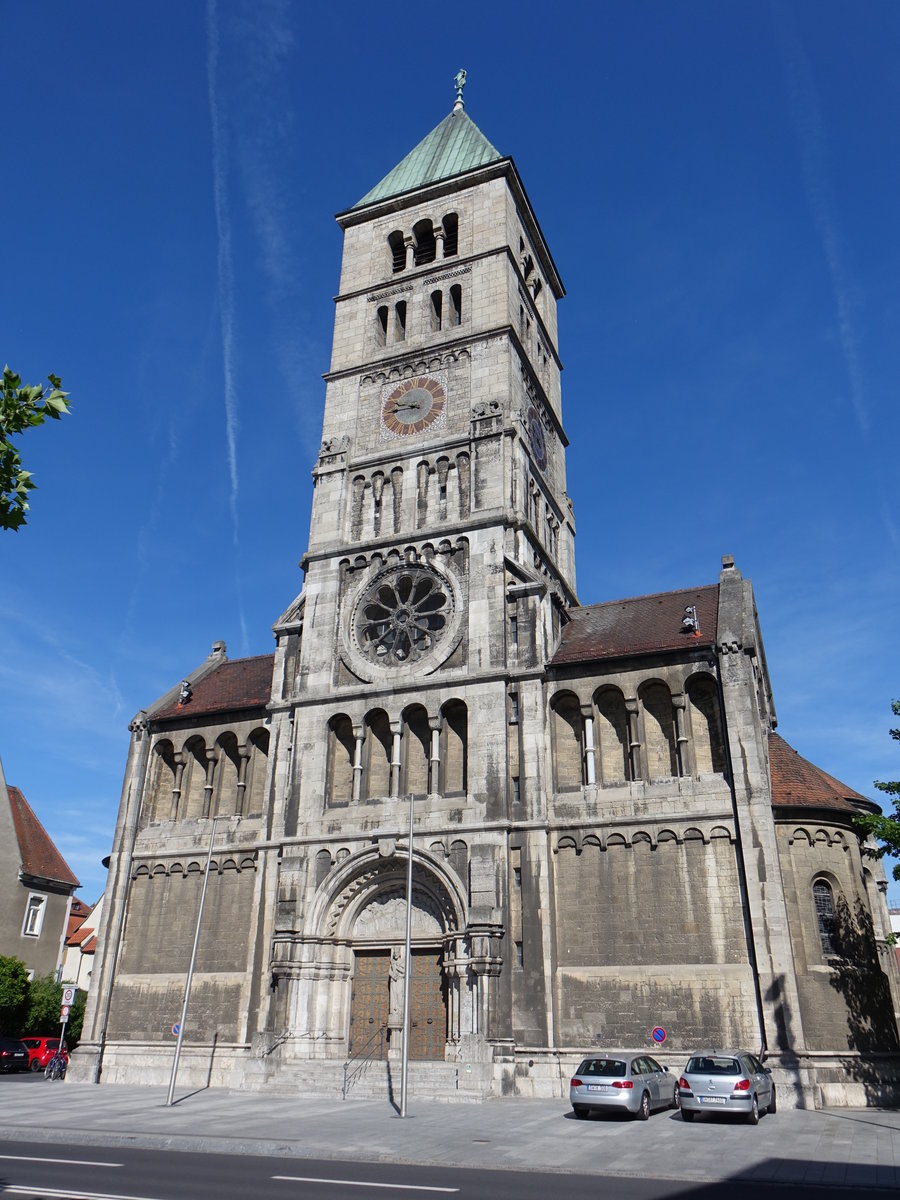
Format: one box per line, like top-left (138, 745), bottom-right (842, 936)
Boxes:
top-left (267, 1059), bottom-right (489, 1103)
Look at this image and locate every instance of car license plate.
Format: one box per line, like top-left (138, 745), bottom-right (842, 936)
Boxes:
top-left (587, 1085), bottom-right (613, 1093)
top-left (699, 1095), bottom-right (727, 1105)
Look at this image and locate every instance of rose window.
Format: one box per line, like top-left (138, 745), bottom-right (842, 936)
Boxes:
top-left (355, 568), bottom-right (450, 667)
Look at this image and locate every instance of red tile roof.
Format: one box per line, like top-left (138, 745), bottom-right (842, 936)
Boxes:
top-left (66, 898), bottom-right (92, 939)
top-left (7, 786), bottom-right (80, 888)
top-left (153, 654), bottom-right (274, 722)
top-left (768, 732), bottom-right (873, 814)
top-left (551, 585), bottom-right (719, 666)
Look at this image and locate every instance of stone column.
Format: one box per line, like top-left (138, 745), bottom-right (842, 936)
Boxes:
top-left (171, 753), bottom-right (185, 820)
top-left (625, 698), bottom-right (642, 781)
top-left (672, 693), bottom-right (688, 777)
top-left (429, 720), bottom-right (441, 795)
top-left (202, 748), bottom-right (217, 817)
top-left (581, 706), bottom-right (596, 786)
top-left (434, 226), bottom-right (445, 258)
top-left (390, 726), bottom-right (402, 799)
top-left (404, 237), bottom-right (415, 269)
top-left (236, 744), bottom-right (250, 815)
top-left (352, 727), bottom-right (364, 802)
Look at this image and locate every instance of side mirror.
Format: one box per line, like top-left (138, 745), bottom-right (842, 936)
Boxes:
top-left (663, 1065), bottom-right (669, 1072)
top-left (763, 1066), bottom-right (772, 1074)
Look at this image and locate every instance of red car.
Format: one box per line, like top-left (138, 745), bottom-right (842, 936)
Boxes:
top-left (19, 1037), bottom-right (69, 1072)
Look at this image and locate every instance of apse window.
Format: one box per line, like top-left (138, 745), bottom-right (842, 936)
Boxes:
top-left (813, 879), bottom-right (838, 957)
top-left (22, 893), bottom-right (46, 938)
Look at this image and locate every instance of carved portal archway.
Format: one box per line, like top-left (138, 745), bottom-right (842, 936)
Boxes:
top-left (270, 846), bottom-right (502, 1063)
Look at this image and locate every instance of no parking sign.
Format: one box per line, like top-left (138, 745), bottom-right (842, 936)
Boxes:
top-left (652, 1026), bottom-right (666, 1044)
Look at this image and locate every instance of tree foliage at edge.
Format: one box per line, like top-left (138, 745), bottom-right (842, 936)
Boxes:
top-left (855, 700), bottom-right (900, 881)
top-left (1, 365), bottom-right (70, 531)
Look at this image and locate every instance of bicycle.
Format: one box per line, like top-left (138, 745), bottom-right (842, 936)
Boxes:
top-left (44, 1052), bottom-right (67, 1081)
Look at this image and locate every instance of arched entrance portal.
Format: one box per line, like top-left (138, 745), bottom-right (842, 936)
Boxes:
top-left (348, 883), bottom-right (448, 1060)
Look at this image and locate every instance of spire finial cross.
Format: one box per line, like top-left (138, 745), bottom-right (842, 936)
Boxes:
top-left (453, 68), bottom-right (467, 110)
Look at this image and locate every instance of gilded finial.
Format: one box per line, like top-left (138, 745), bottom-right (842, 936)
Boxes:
top-left (453, 68), bottom-right (467, 110)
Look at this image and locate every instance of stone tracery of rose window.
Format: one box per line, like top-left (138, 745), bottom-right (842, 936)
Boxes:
top-left (355, 567), bottom-right (450, 666)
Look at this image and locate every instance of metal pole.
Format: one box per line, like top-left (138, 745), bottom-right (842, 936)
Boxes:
top-left (399, 792), bottom-right (414, 1117)
top-left (166, 815), bottom-right (219, 1106)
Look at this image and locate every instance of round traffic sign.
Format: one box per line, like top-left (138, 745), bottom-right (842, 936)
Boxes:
top-left (651, 1026), bottom-right (666, 1043)
top-left (172, 1023), bottom-right (180, 1036)
top-left (62, 986), bottom-right (76, 1005)
top-left (60, 1005), bottom-right (70, 1019)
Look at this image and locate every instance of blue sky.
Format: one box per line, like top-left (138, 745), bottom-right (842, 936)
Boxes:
top-left (3, 0), bottom-right (899, 906)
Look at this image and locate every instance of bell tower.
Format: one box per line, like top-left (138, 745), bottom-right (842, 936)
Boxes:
top-left (265, 79), bottom-right (574, 1069)
top-left (294, 80), bottom-right (573, 689)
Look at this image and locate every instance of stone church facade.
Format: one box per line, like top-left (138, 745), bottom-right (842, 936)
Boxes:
top-left (75, 94), bottom-right (900, 1106)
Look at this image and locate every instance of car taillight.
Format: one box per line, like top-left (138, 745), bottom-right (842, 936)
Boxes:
top-left (0, 1050), bottom-right (9, 1057)
top-left (733, 1078), bottom-right (751, 1092)
top-left (612, 1080), bottom-right (633, 1089)
top-left (570, 1078), bottom-right (583, 1088)
top-left (678, 1077), bottom-right (692, 1093)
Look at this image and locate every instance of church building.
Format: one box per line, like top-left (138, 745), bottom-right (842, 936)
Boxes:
top-left (75, 84), bottom-right (900, 1106)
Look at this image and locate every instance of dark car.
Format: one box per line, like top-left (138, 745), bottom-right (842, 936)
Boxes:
top-left (0, 1037), bottom-right (29, 1073)
top-left (19, 1036), bottom-right (69, 1072)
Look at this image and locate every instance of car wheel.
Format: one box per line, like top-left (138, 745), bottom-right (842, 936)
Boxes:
top-left (768, 1087), bottom-right (776, 1115)
top-left (747, 1095), bottom-right (759, 1125)
top-left (681, 1109), bottom-right (695, 1122)
top-left (573, 1105), bottom-right (590, 1119)
top-left (30, 1059), bottom-right (42, 1072)
top-left (671, 1087), bottom-right (680, 1110)
top-left (637, 1091), bottom-right (650, 1121)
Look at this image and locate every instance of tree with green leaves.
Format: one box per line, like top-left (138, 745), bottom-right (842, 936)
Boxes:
top-left (0, 955), bottom-right (30, 1035)
top-left (24, 973), bottom-right (63, 1035)
top-left (855, 700), bottom-right (900, 882)
top-left (1, 365), bottom-right (70, 530)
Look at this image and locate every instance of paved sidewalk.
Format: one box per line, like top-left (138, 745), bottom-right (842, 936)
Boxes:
top-left (1, 1083), bottom-right (899, 1190)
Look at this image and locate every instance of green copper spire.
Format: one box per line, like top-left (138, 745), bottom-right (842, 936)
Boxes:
top-left (353, 71), bottom-right (501, 209)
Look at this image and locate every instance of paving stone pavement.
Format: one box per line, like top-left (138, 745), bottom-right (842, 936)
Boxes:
top-left (1, 1083), bottom-right (899, 1189)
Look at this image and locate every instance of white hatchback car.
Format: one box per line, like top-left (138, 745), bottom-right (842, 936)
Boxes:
top-left (570, 1052), bottom-right (678, 1120)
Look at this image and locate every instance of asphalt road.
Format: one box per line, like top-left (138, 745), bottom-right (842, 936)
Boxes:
top-left (2, 1068), bottom-right (54, 1084)
top-left (0, 1140), bottom-right (879, 1200)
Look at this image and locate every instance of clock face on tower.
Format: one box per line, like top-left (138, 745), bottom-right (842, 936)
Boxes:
top-left (381, 375), bottom-right (446, 438)
top-left (527, 404), bottom-right (547, 470)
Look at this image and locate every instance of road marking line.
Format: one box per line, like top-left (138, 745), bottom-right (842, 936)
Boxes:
top-left (272, 1177), bottom-right (459, 1193)
top-left (0, 1155), bottom-right (121, 1167)
top-left (6, 1188), bottom-right (164, 1200)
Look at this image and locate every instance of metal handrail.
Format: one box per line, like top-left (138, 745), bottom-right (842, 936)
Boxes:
top-left (341, 1024), bottom-right (386, 1100)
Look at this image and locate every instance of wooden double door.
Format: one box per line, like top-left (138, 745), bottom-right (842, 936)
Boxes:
top-left (349, 948), bottom-right (446, 1060)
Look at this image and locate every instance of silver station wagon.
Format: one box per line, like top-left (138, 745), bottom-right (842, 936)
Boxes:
top-left (678, 1051), bottom-right (776, 1124)
top-left (570, 1052), bottom-right (678, 1120)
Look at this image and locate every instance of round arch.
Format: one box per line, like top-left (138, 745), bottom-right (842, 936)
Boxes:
top-left (304, 844), bottom-right (467, 943)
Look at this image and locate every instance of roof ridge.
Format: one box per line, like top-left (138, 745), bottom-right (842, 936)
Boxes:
top-left (216, 652), bottom-right (275, 666)
top-left (576, 582), bottom-right (718, 611)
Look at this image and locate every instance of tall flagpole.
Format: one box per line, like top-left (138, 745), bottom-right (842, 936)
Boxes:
top-left (399, 791), bottom-right (414, 1117)
top-left (166, 814), bottom-right (220, 1107)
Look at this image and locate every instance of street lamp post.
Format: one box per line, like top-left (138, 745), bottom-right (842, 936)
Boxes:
top-left (399, 791), bottom-right (414, 1118)
top-left (166, 814), bottom-right (220, 1107)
